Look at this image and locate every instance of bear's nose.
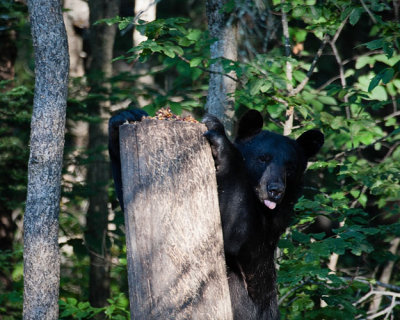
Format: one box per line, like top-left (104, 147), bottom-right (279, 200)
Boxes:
top-left (267, 183), bottom-right (285, 201)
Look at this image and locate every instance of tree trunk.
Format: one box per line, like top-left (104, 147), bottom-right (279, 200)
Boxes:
top-left (133, 0), bottom-right (156, 107)
top-left (205, 0), bottom-right (237, 138)
top-left (85, 0), bottom-right (119, 309)
top-left (23, 0), bottom-right (69, 319)
top-left (133, 0), bottom-right (156, 47)
top-left (119, 120), bottom-right (233, 320)
top-left (63, 0), bottom-right (89, 78)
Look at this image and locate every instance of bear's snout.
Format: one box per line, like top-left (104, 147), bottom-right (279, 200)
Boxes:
top-left (267, 183), bottom-right (285, 202)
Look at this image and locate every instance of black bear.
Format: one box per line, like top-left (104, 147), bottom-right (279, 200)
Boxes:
top-left (202, 110), bottom-right (323, 319)
top-left (108, 109), bottom-right (324, 320)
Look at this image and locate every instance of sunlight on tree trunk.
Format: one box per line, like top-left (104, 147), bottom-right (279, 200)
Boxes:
top-left (23, 0), bottom-right (69, 319)
top-left (63, 0), bottom-right (89, 78)
top-left (205, 0), bottom-right (237, 138)
top-left (133, 0), bottom-right (156, 47)
top-left (133, 0), bottom-right (157, 107)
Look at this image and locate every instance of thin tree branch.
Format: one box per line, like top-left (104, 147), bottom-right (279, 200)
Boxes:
top-left (329, 16), bottom-right (350, 113)
top-left (281, 0), bottom-right (293, 92)
top-left (278, 280), bottom-right (310, 305)
top-left (177, 55), bottom-right (239, 82)
top-left (355, 290), bottom-right (400, 306)
top-left (289, 34), bottom-right (330, 96)
top-left (360, 0), bottom-right (377, 24)
top-left (341, 277), bottom-right (400, 292)
top-left (367, 300), bottom-right (399, 320)
top-left (332, 15), bottom-right (349, 45)
top-left (316, 75), bottom-right (341, 92)
top-left (283, 106), bottom-right (294, 136)
top-left (369, 238), bottom-right (400, 313)
top-left (289, 15), bottom-right (348, 96)
top-left (272, 95), bottom-right (289, 107)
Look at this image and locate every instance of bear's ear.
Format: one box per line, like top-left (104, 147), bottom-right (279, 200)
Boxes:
top-left (236, 110), bottom-right (264, 140)
top-left (296, 130), bottom-right (324, 158)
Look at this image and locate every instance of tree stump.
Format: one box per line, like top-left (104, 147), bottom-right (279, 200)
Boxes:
top-left (119, 119), bottom-right (232, 320)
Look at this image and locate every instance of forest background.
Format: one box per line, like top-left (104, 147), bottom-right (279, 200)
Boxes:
top-left (1, 0), bottom-right (400, 319)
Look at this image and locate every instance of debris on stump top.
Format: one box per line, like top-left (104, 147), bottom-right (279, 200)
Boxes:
top-left (142, 107), bottom-right (199, 123)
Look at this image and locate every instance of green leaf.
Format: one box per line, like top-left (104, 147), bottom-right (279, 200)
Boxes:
top-left (169, 102), bottom-right (182, 115)
top-left (222, 0), bottom-right (235, 13)
top-left (365, 39), bottom-right (384, 50)
top-left (267, 104), bottom-right (285, 118)
top-left (94, 16), bottom-right (121, 26)
top-left (383, 41), bottom-right (394, 59)
top-left (294, 29), bottom-right (307, 43)
top-left (249, 79), bottom-right (263, 96)
top-left (162, 47), bottom-right (175, 58)
top-left (381, 68), bottom-right (394, 84)
top-left (118, 18), bottom-right (133, 30)
top-left (189, 57), bottom-right (202, 68)
top-left (370, 85), bottom-right (388, 101)
top-left (178, 37), bottom-right (193, 47)
top-left (260, 82), bottom-right (272, 93)
top-left (349, 7), bottom-right (363, 26)
top-left (292, 231), bottom-right (310, 244)
top-left (60, 308), bottom-right (75, 318)
top-left (78, 301), bottom-right (91, 310)
top-left (66, 297), bottom-right (78, 306)
top-left (293, 6), bottom-right (306, 18)
top-left (368, 74), bottom-right (381, 92)
top-left (355, 55), bottom-right (374, 69)
top-left (317, 95), bottom-right (337, 106)
top-left (186, 29), bottom-right (202, 41)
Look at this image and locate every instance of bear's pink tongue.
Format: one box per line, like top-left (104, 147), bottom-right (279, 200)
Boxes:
top-left (264, 200), bottom-right (276, 210)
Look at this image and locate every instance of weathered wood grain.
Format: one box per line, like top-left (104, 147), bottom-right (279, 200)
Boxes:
top-left (120, 119), bottom-right (232, 320)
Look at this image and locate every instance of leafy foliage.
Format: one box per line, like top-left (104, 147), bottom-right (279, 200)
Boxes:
top-left (1, 0), bottom-right (400, 319)
top-left (59, 293), bottom-right (129, 319)
top-left (113, 1), bottom-right (400, 318)
top-left (0, 81), bottom-right (32, 212)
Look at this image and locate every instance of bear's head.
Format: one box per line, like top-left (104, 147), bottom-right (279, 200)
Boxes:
top-left (234, 110), bottom-right (324, 211)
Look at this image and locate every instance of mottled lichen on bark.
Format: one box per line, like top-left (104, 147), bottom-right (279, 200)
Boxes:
top-left (24, 0), bottom-right (69, 319)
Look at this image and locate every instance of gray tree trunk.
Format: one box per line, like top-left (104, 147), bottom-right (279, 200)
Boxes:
top-left (85, 0), bottom-right (119, 309)
top-left (119, 120), bottom-right (233, 320)
top-left (23, 0), bottom-right (69, 319)
top-left (206, 0), bottom-right (238, 138)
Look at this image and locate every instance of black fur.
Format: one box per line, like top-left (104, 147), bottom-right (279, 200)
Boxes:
top-left (108, 108), bottom-right (148, 211)
top-left (203, 111), bottom-right (324, 319)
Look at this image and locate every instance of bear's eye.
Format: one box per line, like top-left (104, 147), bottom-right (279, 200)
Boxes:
top-left (258, 154), bottom-right (272, 163)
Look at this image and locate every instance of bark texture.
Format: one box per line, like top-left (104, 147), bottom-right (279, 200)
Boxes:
top-left (85, 0), bottom-right (119, 309)
top-left (120, 120), bottom-right (232, 320)
top-left (206, 0), bottom-right (237, 137)
top-left (23, 0), bottom-right (69, 319)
